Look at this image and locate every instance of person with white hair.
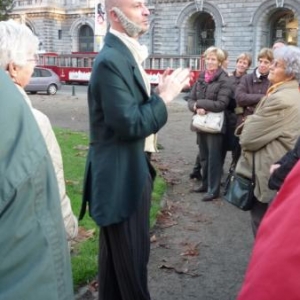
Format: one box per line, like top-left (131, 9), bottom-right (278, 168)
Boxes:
top-left (0, 57), bottom-right (73, 300)
top-left (235, 45), bottom-right (300, 236)
top-left (0, 19), bottom-right (78, 242)
top-left (237, 45), bottom-right (300, 295)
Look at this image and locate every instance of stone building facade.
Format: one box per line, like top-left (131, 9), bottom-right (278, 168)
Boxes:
top-left (10, 0), bottom-right (299, 70)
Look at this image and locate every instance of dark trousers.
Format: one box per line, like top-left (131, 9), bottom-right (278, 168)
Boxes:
top-left (231, 137), bottom-right (241, 168)
top-left (198, 132), bottom-right (223, 196)
top-left (250, 197), bottom-right (269, 237)
top-left (98, 175), bottom-right (152, 300)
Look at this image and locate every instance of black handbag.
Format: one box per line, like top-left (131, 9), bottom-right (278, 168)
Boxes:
top-left (223, 153), bottom-right (255, 211)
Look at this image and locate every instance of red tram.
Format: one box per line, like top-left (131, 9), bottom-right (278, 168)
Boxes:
top-left (37, 52), bottom-right (203, 86)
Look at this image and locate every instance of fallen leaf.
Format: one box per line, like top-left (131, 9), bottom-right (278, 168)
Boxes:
top-left (156, 209), bottom-right (178, 228)
top-left (159, 263), bottom-right (188, 274)
top-left (158, 260), bottom-right (199, 277)
top-left (158, 242), bottom-right (170, 249)
top-left (157, 164), bottom-right (170, 172)
top-left (73, 145), bottom-right (88, 151)
top-left (75, 152), bottom-right (87, 157)
top-left (180, 249), bottom-right (199, 256)
top-left (150, 234), bottom-right (157, 243)
top-left (88, 279), bottom-right (98, 292)
top-left (65, 179), bottom-right (80, 186)
top-left (180, 242), bottom-right (201, 257)
top-left (184, 225), bottom-right (199, 232)
top-left (73, 227), bottom-right (96, 243)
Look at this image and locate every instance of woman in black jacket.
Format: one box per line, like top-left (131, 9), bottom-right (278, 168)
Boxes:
top-left (187, 46), bottom-right (231, 201)
top-left (225, 52), bottom-right (252, 167)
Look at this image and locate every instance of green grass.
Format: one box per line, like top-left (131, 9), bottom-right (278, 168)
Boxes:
top-left (54, 128), bottom-right (166, 289)
top-left (150, 175), bottom-right (166, 227)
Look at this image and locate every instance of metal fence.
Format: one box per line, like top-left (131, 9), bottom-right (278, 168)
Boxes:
top-left (143, 55), bottom-right (205, 70)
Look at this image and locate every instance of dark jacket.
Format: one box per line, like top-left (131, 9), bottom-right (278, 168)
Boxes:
top-left (268, 136), bottom-right (300, 191)
top-left (187, 68), bottom-right (231, 134)
top-left (0, 70), bottom-right (73, 300)
top-left (228, 70), bottom-right (246, 112)
top-left (224, 71), bottom-right (247, 150)
top-left (80, 33), bottom-right (168, 226)
top-left (235, 68), bottom-right (270, 126)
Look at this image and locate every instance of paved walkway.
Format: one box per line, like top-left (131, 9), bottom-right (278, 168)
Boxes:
top-left (146, 99), bottom-right (253, 300)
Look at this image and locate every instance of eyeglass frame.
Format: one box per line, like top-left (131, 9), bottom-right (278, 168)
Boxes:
top-left (270, 60), bottom-right (286, 69)
top-left (27, 54), bottom-right (39, 64)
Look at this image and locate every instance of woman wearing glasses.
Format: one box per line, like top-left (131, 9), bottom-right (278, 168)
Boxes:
top-left (235, 45), bottom-right (300, 236)
top-left (0, 20), bottom-right (75, 299)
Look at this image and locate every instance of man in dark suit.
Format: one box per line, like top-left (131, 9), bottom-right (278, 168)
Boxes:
top-left (79, 0), bottom-right (191, 299)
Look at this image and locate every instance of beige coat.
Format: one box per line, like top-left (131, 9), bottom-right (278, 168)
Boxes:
top-left (17, 85), bottom-right (78, 240)
top-left (236, 80), bottom-right (300, 203)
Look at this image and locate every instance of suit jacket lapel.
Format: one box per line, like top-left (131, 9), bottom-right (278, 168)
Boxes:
top-left (132, 67), bottom-right (148, 96)
top-left (105, 33), bottom-right (148, 95)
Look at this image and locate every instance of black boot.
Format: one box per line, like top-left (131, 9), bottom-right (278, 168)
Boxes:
top-left (190, 154), bottom-right (202, 180)
top-left (190, 171), bottom-right (202, 180)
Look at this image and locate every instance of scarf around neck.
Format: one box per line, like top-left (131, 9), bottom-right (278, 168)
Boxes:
top-left (109, 29), bottom-right (157, 152)
top-left (266, 80), bottom-right (291, 96)
top-left (110, 28), bottom-right (150, 96)
top-left (204, 70), bottom-right (217, 83)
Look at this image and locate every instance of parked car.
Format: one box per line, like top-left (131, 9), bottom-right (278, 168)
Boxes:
top-left (25, 67), bottom-right (62, 95)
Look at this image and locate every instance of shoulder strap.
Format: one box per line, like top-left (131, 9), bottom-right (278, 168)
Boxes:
top-left (252, 153), bottom-right (256, 185)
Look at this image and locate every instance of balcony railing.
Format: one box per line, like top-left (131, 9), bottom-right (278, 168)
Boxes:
top-left (15, 0), bottom-right (56, 7)
top-left (14, 0), bottom-right (93, 8)
top-left (143, 55), bottom-right (205, 70)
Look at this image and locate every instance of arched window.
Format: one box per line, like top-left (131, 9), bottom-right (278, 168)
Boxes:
top-left (270, 9), bottom-right (298, 46)
top-left (194, 12), bottom-right (215, 55)
top-left (79, 25), bottom-right (94, 52)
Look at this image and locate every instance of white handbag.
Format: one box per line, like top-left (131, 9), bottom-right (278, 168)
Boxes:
top-left (192, 112), bottom-right (224, 133)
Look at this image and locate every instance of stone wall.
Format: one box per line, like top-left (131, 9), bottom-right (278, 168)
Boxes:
top-left (9, 0), bottom-right (300, 71)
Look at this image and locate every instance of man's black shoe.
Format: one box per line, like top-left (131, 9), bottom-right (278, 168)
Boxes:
top-left (202, 194), bottom-right (219, 202)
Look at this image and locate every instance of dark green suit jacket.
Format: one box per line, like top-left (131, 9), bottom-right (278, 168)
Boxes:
top-left (80, 33), bottom-right (168, 226)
